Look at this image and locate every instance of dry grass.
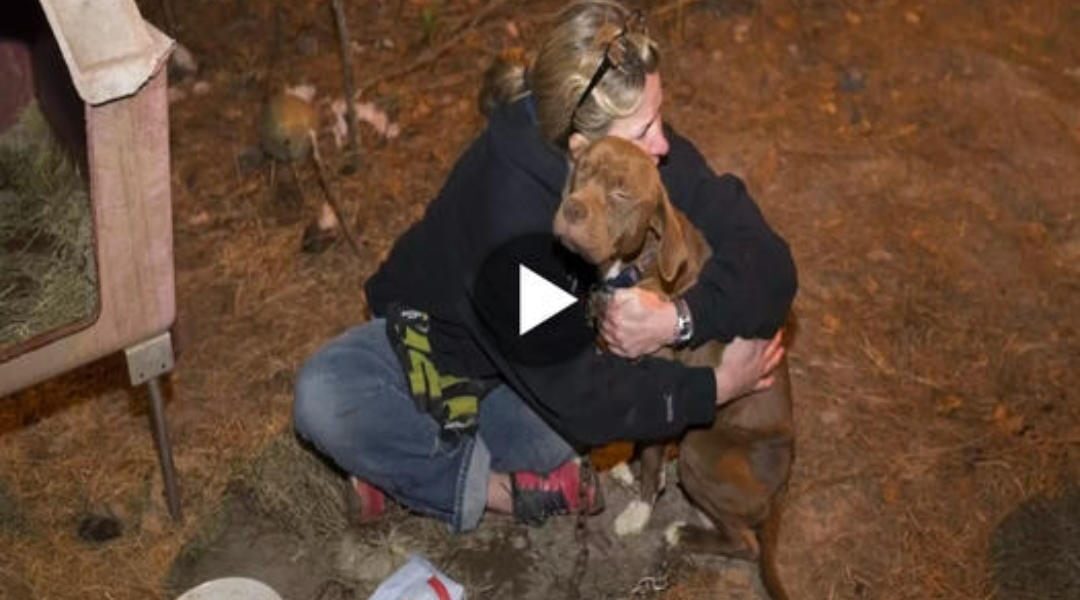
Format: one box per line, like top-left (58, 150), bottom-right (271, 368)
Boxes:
top-left (0, 0), bottom-right (1077, 598)
top-left (0, 102), bottom-right (97, 350)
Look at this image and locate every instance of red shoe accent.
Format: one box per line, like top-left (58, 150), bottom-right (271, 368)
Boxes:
top-left (349, 476), bottom-right (387, 523)
top-left (511, 459), bottom-right (603, 525)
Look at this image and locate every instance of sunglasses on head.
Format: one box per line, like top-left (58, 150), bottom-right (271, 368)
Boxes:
top-left (571, 9), bottom-right (648, 116)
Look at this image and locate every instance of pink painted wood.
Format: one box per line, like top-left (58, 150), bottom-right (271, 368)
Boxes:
top-left (0, 68), bottom-right (175, 396)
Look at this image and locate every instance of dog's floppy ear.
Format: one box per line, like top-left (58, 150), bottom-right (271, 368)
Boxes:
top-left (651, 186), bottom-right (688, 286)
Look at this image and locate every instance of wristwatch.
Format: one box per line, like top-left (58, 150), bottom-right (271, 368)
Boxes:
top-left (673, 297), bottom-right (693, 347)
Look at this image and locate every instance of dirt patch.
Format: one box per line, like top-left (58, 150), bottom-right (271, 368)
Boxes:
top-left (168, 432), bottom-right (766, 599)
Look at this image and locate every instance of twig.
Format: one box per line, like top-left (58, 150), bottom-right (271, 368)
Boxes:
top-left (330, 0), bottom-right (362, 174)
top-left (648, 0), bottom-right (704, 20)
top-left (359, 0), bottom-right (513, 90)
top-left (308, 131), bottom-right (363, 259)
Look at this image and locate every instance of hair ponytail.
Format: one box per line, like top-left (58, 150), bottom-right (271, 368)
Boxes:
top-left (478, 47), bottom-right (531, 118)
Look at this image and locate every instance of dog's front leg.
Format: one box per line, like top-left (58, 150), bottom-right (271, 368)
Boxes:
top-left (614, 443), bottom-right (666, 536)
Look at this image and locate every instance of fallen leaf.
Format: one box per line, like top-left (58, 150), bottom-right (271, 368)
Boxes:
top-left (866, 248), bottom-right (894, 262)
top-left (881, 479), bottom-right (901, 505)
top-left (285, 83), bottom-right (317, 103)
top-left (733, 20), bottom-right (751, 44)
top-left (749, 145), bottom-right (779, 188)
top-left (991, 403), bottom-right (1025, 435)
top-left (935, 394), bottom-right (964, 416)
top-left (772, 13), bottom-right (797, 31)
top-left (863, 275), bottom-right (880, 295)
top-left (1022, 221), bottom-right (1048, 244)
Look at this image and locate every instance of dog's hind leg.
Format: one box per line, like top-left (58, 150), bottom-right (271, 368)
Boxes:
top-left (666, 511), bottom-right (790, 600)
top-left (664, 518), bottom-right (759, 561)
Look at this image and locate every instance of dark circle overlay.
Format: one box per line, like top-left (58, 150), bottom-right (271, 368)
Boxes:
top-left (471, 233), bottom-right (598, 367)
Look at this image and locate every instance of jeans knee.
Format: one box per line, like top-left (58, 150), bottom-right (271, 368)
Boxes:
top-left (292, 356), bottom-right (336, 444)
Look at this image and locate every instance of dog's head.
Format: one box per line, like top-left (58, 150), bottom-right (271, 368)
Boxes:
top-left (554, 136), bottom-right (688, 284)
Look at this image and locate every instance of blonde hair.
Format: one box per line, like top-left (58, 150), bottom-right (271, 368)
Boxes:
top-left (479, 1), bottom-right (660, 147)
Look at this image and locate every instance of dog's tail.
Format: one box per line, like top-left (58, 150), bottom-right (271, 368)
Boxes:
top-left (757, 494), bottom-right (791, 600)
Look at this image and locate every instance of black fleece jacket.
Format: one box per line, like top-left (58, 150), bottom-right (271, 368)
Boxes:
top-left (365, 97), bottom-right (796, 447)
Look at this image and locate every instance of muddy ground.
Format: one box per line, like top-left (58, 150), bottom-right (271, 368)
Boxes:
top-left (1, 0), bottom-right (1078, 598)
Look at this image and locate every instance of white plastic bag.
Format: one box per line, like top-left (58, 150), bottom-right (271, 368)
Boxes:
top-left (367, 554), bottom-right (465, 600)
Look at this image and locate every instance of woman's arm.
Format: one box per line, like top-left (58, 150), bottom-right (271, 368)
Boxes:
top-left (679, 172), bottom-right (797, 344)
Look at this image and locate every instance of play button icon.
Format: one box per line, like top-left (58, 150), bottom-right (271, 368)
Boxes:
top-left (471, 232), bottom-right (597, 367)
top-left (519, 264), bottom-right (578, 335)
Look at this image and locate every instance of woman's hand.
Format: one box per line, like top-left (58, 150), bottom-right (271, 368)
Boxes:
top-left (600, 288), bottom-right (677, 358)
top-left (713, 330), bottom-right (785, 405)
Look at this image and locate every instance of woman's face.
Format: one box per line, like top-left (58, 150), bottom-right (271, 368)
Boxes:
top-left (606, 72), bottom-right (670, 163)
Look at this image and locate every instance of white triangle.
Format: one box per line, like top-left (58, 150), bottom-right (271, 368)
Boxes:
top-left (519, 264), bottom-right (577, 335)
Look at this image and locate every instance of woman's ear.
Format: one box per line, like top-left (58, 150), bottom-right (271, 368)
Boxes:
top-left (568, 132), bottom-right (590, 160)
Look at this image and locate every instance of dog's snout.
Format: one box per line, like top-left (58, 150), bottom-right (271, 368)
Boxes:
top-left (563, 199), bottom-right (588, 224)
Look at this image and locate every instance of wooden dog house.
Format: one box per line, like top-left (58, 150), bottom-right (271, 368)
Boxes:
top-left (0, 0), bottom-right (182, 519)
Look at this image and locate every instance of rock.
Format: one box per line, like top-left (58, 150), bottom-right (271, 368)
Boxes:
top-left (77, 512), bottom-right (123, 543)
top-left (169, 43), bottom-right (199, 80)
top-left (838, 68), bottom-right (866, 93)
top-left (167, 86), bottom-right (187, 105)
top-left (733, 20), bottom-right (751, 44)
top-left (334, 533), bottom-right (403, 584)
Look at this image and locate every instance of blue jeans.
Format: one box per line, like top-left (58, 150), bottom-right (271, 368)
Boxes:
top-left (293, 319), bottom-right (576, 532)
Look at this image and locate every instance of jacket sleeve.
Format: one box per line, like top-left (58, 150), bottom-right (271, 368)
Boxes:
top-left (664, 138), bottom-right (798, 344)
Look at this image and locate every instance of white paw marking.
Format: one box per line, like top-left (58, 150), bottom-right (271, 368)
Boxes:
top-left (614, 499), bottom-right (653, 537)
top-left (665, 521), bottom-right (686, 546)
top-left (609, 462), bottom-right (635, 487)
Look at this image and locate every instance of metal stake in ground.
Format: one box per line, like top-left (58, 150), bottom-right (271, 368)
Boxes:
top-left (567, 456), bottom-right (593, 599)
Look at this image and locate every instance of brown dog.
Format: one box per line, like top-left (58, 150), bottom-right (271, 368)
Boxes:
top-left (553, 136), bottom-right (794, 600)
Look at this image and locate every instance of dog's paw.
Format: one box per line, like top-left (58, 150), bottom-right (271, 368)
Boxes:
top-left (609, 462), bottom-right (636, 487)
top-left (614, 499), bottom-right (653, 537)
top-left (664, 521), bottom-right (686, 547)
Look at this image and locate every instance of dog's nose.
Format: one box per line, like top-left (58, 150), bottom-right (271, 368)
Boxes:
top-left (563, 200), bottom-right (588, 224)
